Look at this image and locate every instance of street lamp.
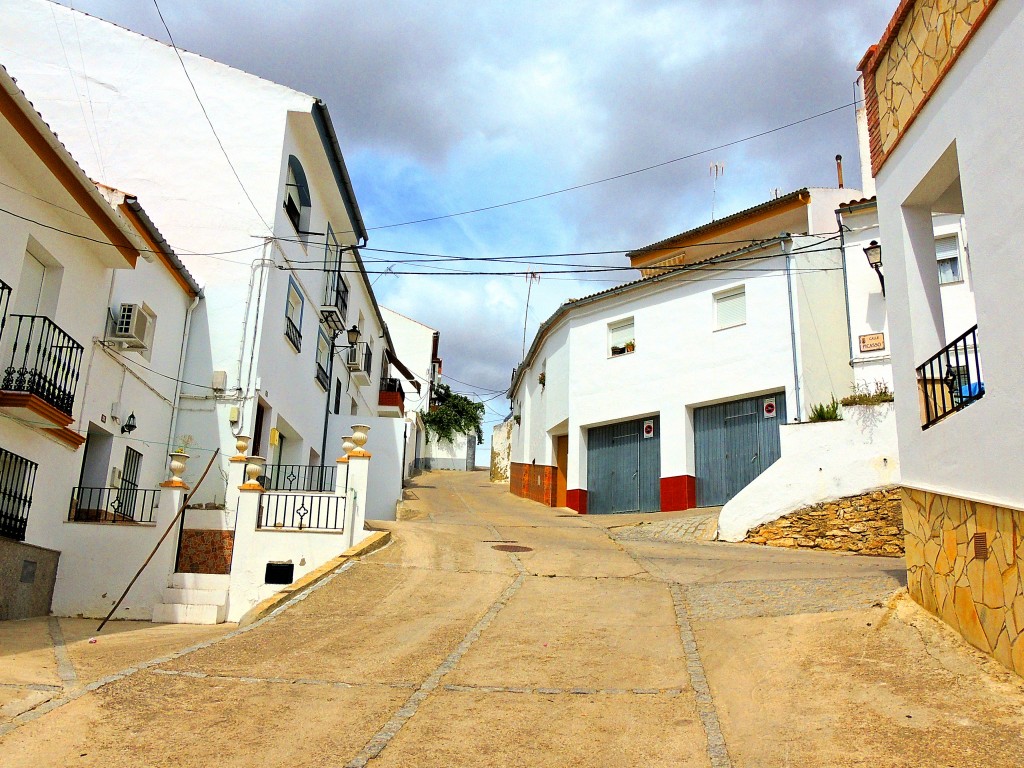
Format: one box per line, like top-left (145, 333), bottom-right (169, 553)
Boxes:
top-left (863, 240), bottom-right (885, 296)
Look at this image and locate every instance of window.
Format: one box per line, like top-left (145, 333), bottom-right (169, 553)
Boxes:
top-left (714, 286), bottom-right (746, 330)
top-left (935, 235), bottom-right (962, 285)
top-left (315, 328), bottom-right (331, 389)
top-left (284, 155), bottom-right (311, 241)
top-left (350, 396), bottom-right (358, 416)
top-left (608, 318), bottom-right (634, 356)
top-left (334, 379), bottom-right (343, 414)
top-left (284, 278), bottom-right (303, 351)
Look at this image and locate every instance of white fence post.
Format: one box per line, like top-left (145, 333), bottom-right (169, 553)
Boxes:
top-left (345, 441), bottom-right (370, 548)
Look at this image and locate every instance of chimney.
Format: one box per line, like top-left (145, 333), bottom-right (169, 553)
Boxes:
top-left (835, 154), bottom-right (845, 189)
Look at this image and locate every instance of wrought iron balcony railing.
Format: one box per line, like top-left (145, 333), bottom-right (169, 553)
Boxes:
top-left (315, 361), bottom-right (329, 390)
top-left (258, 492), bottom-right (345, 531)
top-left (284, 315), bottom-right (302, 352)
top-left (323, 268), bottom-right (349, 322)
top-left (917, 324), bottom-right (984, 429)
top-left (69, 486), bottom-right (158, 524)
top-left (0, 447), bottom-right (37, 541)
top-left (1, 314), bottom-right (84, 415)
top-left (346, 341), bottom-right (372, 375)
top-left (379, 377), bottom-right (405, 396)
top-left (260, 463), bottom-right (336, 492)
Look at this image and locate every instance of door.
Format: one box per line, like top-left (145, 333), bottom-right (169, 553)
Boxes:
top-left (115, 446), bottom-right (142, 520)
top-left (555, 435), bottom-right (568, 507)
top-left (13, 254), bottom-right (45, 315)
top-left (694, 393), bottom-right (786, 507)
top-left (586, 417), bottom-right (660, 514)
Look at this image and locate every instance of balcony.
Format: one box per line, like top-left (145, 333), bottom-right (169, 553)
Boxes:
top-left (0, 314), bottom-right (84, 444)
top-left (284, 315), bottom-right (302, 352)
top-left (378, 377), bottom-right (405, 417)
top-left (315, 361), bottom-right (329, 390)
top-left (320, 269), bottom-right (349, 330)
top-left (346, 341), bottom-right (372, 387)
top-left (917, 324), bottom-right (984, 429)
top-left (69, 486), bottom-right (158, 524)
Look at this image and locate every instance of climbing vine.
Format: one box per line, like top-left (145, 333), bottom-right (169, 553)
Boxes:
top-left (421, 383), bottom-right (485, 445)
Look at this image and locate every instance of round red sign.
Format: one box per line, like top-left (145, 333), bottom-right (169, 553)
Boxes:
top-left (643, 421), bottom-right (654, 436)
top-left (764, 401), bottom-right (776, 416)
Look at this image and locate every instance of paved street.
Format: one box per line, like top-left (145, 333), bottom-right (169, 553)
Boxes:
top-left (2, 470), bottom-right (1023, 767)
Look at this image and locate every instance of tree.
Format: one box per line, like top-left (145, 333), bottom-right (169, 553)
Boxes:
top-left (421, 383), bottom-right (485, 445)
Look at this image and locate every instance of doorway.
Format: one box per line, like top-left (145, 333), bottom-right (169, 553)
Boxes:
top-left (555, 435), bottom-right (568, 507)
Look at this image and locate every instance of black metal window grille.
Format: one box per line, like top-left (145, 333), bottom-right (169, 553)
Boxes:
top-left (1, 314), bottom-right (84, 414)
top-left (260, 463), bottom-right (336, 492)
top-left (258, 492), bottom-right (345, 531)
top-left (284, 315), bottom-right (302, 352)
top-left (347, 342), bottom-right (372, 374)
top-left (69, 487), bottom-right (158, 524)
top-left (315, 362), bottom-right (329, 390)
top-left (917, 324), bottom-right (984, 429)
top-left (0, 447), bottom-right (38, 541)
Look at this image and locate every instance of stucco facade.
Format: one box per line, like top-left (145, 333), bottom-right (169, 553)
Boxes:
top-left (862, 0), bottom-right (1024, 674)
top-left (511, 188), bottom-right (858, 514)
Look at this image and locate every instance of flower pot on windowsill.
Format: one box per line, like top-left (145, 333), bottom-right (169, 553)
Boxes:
top-left (610, 346), bottom-right (625, 356)
top-left (624, 342), bottom-right (635, 353)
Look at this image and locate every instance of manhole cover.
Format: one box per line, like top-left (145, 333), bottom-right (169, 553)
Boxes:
top-left (492, 544), bottom-right (533, 553)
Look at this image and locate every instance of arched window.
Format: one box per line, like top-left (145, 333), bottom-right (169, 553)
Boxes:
top-left (284, 155), bottom-right (311, 238)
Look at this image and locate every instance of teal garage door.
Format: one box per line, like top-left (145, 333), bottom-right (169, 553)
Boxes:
top-left (587, 417), bottom-right (660, 514)
top-left (693, 393), bottom-right (785, 507)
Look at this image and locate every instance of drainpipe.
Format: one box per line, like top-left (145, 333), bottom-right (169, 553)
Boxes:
top-left (836, 208), bottom-right (856, 366)
top-left (166, 292), bottom-right (201, 456)
top-left (784, 238), bottom-right (802, 422)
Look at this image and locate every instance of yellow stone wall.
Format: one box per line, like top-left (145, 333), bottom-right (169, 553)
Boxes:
top-left (903, 487), bottom-right (1024, 676)
top-left (869, 0), bottom-right (996, 166)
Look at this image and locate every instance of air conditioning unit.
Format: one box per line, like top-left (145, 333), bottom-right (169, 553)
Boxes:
top-left (111, 304), bottom-right (150, 350)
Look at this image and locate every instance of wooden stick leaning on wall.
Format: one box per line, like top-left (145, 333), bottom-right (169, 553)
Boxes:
top-left (97, 448), bottom-right (221, 633)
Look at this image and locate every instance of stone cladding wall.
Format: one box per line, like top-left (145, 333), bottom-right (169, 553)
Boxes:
top-left (177, 529), bottom-right (234, 574)
top-left (904, 488), bottom-right (1024, 677)
top-left (862, 0), bottom-right (996, 172)
top-left (744, 488), bottom-right (904, 557)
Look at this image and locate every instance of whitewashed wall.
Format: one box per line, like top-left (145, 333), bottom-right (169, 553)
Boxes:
top-left (717, 404), bottom-right (901, 541)
top-left (874, 0), bottom-right (1024, 509)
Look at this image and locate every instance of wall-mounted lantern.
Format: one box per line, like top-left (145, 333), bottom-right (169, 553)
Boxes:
top-left (863, 240), bottom-right (885, 296)
top-left (121, 411), bottom-right (137, 435)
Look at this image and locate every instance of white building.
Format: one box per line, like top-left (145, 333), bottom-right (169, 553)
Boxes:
top-left (509, 187), bottom-right (858, 514)
top-left (0, 64), bottom-right (203, 619)
top-left (860, 0), bottom-right (1024, 675)
top-left (0, 0), bottom-right (410, 500)
top-left (0, 1), bottom-right (422, 619)
top-left (380, 306), bottom-right (476, 473)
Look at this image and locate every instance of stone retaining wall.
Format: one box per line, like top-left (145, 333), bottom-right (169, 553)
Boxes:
top-left (744, 488), bottom-right (904, 557)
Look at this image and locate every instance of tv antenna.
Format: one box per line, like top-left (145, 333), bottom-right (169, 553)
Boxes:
top-left (710, 162), bottom-right (725, 220)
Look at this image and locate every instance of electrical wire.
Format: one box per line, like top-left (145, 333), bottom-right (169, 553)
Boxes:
top-left (322, 100), bottom-right (862, 236)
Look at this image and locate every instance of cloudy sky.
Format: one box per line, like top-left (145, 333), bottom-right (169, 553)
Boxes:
top-left (56, 0), bottom-right (895, 459)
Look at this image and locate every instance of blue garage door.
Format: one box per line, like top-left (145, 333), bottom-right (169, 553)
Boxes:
top-left (693, 393), bottom-right (786, 507)
top-left (587, 417), bottom-right (660, 514)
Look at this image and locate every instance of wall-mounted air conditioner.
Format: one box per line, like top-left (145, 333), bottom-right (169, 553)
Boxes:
top-left (111, 304), bottom-right (150, 350)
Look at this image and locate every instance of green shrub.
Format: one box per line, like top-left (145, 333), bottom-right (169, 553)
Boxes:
top-left (808, 396), bottom-right (842, 422)
top-left (840, 380), bottom-right (895, 406)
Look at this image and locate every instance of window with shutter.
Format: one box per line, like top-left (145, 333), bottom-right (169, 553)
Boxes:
top-left (608, 318), bottom-right (634, 356)
top-left (935, 235), bottom-right (962, 284)
top-left (715, 286), bottom-right (746, 329)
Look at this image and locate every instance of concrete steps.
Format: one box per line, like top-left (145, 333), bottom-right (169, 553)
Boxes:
top-left (152, 573), bottom-right (230, 625)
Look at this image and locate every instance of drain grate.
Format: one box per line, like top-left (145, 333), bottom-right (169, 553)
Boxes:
top-left (492, 544), bottom-right (533, 553)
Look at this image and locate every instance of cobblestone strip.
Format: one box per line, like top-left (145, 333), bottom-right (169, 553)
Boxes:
top-left (442, 683), bottom-right (683, 696)
top-left (149, 668), bottom-right (417, 690)
top-left (343, 572), bottom-right (527, 768)
top-left (47, 617), bottom-right (78, 689)
top-left (670, 584), bottom-right (732, 768)
top-left (0, 560), bottom-right (358, 738)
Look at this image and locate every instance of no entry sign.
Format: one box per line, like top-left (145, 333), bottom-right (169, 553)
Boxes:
top-left (763, 398), bottom-right (777, 419)
top-left (643, 419), bottom-right (655, 438)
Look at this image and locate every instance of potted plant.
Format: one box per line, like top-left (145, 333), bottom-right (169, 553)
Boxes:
top-left (624, 339), bottom-right (635, 353)
top-left (538, 372), bottom-right (546, 388)
top-left (168, 434), bottom-right (196, 484)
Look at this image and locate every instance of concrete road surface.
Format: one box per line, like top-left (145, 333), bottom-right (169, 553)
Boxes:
top-left (2, 470), bottom-right (1022, 767)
